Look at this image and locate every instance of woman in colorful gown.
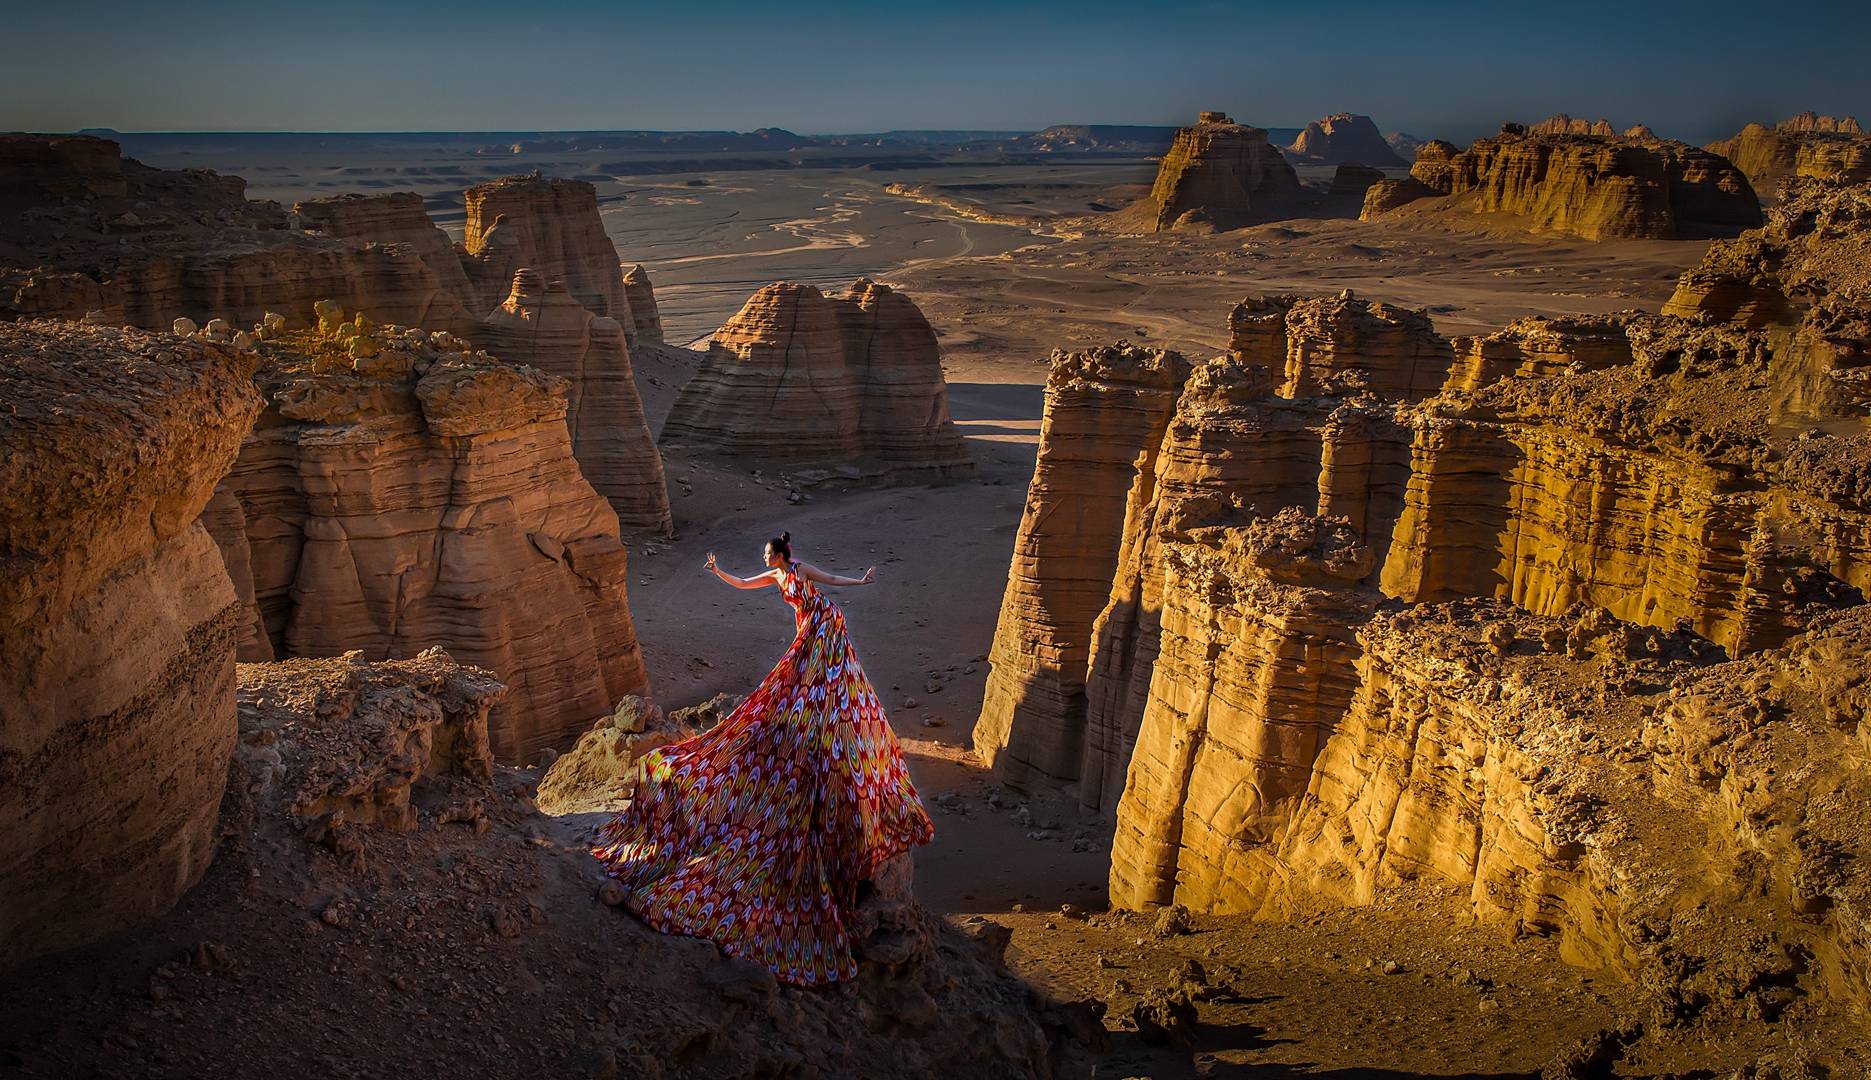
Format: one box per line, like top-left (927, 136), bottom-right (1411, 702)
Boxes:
top-left (591, 531), bottom-right (935, 986)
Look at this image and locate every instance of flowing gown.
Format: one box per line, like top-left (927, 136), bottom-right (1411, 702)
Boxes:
top-left (591, 559), bottom-right (935, 986)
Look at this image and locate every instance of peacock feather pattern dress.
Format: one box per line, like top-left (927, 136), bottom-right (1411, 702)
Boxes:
top-left (591, 559), bottom-right (934, 986)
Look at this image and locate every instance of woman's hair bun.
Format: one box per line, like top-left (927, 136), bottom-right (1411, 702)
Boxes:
top-left (782, 531), bottom-right (791, 543)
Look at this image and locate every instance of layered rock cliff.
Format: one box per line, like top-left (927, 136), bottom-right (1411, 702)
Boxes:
top-left (974, 344), bottom-right (1192, 790)
top-left (461, 172), bottom-right (634, 328)
top-left (984, 236), bottom-right (1871, 1023)
top-left (292, 191), bottom-right (479, 333)
top-left (661, 279), bottom-right (973, 483)
top-left (623, 264), bottom-right (665, 346)
top-left (1123, 112), bottom-right (1301, 232)
top-left (1708, 116), bottom-right (1871, 196)
top-left (480, 269), bottom-right (670, 532)
top-left (203, 306), bottom-right (649, 763)
top-left (1285, 113), bottom-right (1406, 167)
top-left (1529, 114), bottom-right (1617, 137)
top-left (1363, 125), bottom-right (1762, 240)
top-left (0, 320), bottom-right (261, 966)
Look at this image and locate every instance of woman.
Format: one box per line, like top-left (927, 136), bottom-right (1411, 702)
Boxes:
top-left (591, 531), bottom-right (935, 986)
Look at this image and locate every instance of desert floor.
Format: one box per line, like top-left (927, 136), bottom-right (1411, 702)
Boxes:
top-left (131, 142), bottom-right (1736, 1075)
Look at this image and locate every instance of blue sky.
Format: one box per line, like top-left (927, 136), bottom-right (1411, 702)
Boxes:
top-left (1, 0), bottom-right (1865, 142)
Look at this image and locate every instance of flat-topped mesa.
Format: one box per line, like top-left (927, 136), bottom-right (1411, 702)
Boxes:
top-left (1286, 112), bottom-right (1406, 167)
top-left (1708, 116), bottom-right (1871, 194)
top-left (0, 320), bottom-right (262, 968)
top-left (1130, 111), bottom-right (1301, 232)
top-left (292, 191), bottom-right (479, 334)
top-left (203, 304), bottom-right (650, 763)
top-left (973, 344), bottom-right (1192, 789)
top-left (0, 135), bottom-right (480, 331)
top-left (660, 280), bottom-right (972, 484)
top-left (1529, 113), bottom-right (1617, 137)
top-left (480, 269), bottom-right (670, 533)
top-left (622, 264), bottom-right (665, 345)
top-left (461, 173), bottom-right (634, 331)
top-left (1366, 125), bottom-right (1763, 240)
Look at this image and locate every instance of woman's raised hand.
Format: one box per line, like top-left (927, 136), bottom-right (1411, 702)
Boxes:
top-left (860, 566), bottom-right (876, 585)
top-left (704, 552), bottom-right (718, 572)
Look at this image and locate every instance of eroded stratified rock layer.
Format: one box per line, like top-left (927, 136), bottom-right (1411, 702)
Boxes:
top-left (974, 345), bottom-right (1190, 789)
top-left (480, 270), bottom-right (669, 532)
top-left (623, 264), bottom-right (664, 346)
top-left (1131, 112), bottom-right (1301, 232)
top-left (292, 191), bottom-right (479, 333)
top-left (661, 280), bottom-right (971, 483)
top-left (204, 310), bottom-right (649, 763)
top-left (1363, 126), bottom-right (1763, 240)
top-left (1710, 115), bottom-right (1871, 194)
top-left (461, 173), bottom-right (632, 324)
top-left (982, 228), bottom-right (1871, 1028)
top-left (0, 321), bottom-right (261, 967)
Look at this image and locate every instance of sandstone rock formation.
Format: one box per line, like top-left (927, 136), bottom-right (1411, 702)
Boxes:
top-left (461, 172), bottom-right (634, 327)
top-left (623, 264), bottom-right (665, 345)
top-left (480, 269), bottom-right (670, 532)
top-left (1123, 112), bottom-right (1301, 232)
top-left (0, 135), bottom-right (472, 331)
top-left (980, 200), bottom-right (1871, 1033)
top-left (292, 191), bottom-right (479, 333)
top-left (661, 279), bottom-right (973, 483)
top-left (1709, 116), bottom-right (1871, 194)
top-left (974, 344), bottom-right (1191, 789)
top-left (1362, 125), bottom-right (1762, 240)
top-left (1286, 113), bottom-right (1406, 167)
top-left (0, 649), bottom-right (1098, 1078)
top-left (0, 320), bottom-right (261, 967)
top-left (203, 306), bottom-right (650, 763)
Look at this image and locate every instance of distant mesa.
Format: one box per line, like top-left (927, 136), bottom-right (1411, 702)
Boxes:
top-left (1118, 111), bottom-right (1302, 233)
top-left (1286, 112), bottom-right (1406, 167)
top-left (1528, 113), bottom-right (1617, 136)
top-left (1384, 131), bottom-right (1427, 160)
top-left (1360, 120), bottom-right (1761, 240)
top-left (661, 279), bottom-right (973, 485)
top-left (1708, 113), bottom-right (1871, 196)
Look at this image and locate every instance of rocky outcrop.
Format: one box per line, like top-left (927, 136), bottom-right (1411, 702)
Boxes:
top-left (0, 650), bottom-right (1098, 1078)
top-left (292, 191), bottom-right (479, 333)
top-left (661, 280), bottom-right (972, 484)
top-left (480, 269), bottom-right (670, 532)
top-left (1663, 178), bottom-right (1871, 337)
top-left (1286, 113), bottom-right (1406, 167)
top-left (1263, 291), bottom-right (1452, 401)
top-left (1441, 314), bottom-right (1636, 393)
top-left (203, 306), bottom-right (650, 764)
top-left (623, 264), bottom-right (665, 345)
top-left (974, 345), bottom-right (1191, 789)
top-left (1365, 126), bottom-right (1762, 239)
top-left (236, 648), bottom-right (503, 833)
top-left (1124, 112), bottom-right (1301, 232)
top-left (1709, 117), bottom-right (1871, 194)
top-left (0, 320), bottom-right (261, 967)
top-left (461, 172), bottom-right (633, 325)
top-left (1358, 176), bottom-right (1442, 220)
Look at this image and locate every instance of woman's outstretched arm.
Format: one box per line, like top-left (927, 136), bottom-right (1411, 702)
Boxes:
top-left (798, 561), bottom-right (876, 588)
top-left (704, 552), bottom-right (779, 590)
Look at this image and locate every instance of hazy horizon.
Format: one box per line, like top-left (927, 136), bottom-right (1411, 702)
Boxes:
top-left (4, 0), bottom-right (1868, 146)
